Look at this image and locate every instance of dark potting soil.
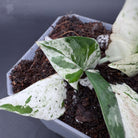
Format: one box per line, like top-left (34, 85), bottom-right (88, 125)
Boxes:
top-left (60, 81), bottom-right (110, 138)
top-left (10, 16), bottom-right (138, 138)
top-left (10, 49), bottom-right (55, 93)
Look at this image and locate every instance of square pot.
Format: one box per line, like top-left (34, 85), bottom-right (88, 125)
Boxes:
top-left (6, 14), bottom-right (112, 138)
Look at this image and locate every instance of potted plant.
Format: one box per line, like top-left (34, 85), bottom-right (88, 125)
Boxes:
top-left (6, 14), bottom-right (111, 138)
top-left (1, 0), bottom-right (138, 137)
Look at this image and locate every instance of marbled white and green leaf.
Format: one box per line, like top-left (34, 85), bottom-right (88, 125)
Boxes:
top-left (37, 36), bottom-right (100, 89)
top-left (0, 74), bottom-right (67, 120)
top-left (85, 70), bottom-right (125, 138)
top-left (109, 53), bottom-right (138, 77)
top-left (100, 0), bottom-right (138, 77)
top-left (111, 83), bottom-right (138, 138)
top-left (105, 0), bottom-right (138, 62)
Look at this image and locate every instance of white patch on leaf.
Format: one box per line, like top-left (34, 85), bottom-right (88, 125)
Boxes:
top-left (107, 104), bottom-right (121, 127)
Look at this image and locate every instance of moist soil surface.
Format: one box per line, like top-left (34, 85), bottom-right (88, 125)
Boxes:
top-left (10, 16), bottom-right (138, 138)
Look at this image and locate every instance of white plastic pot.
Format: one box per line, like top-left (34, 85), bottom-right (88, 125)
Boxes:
top-left (6, 14), bottom-right (112, 138)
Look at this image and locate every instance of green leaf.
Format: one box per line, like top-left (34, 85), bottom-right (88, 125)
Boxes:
top-left (37, 36), bottom-right (100, 89)
top-left (65, 69), bottom-right (83, 83)
top-left (109, 53), bottom-right (138, 77)
top-left (105, 0), bottom-right (138, 62)
top-left (0, 74), bottom-right (67, 120)
top-left (85, 70), bottom-right (125, 138)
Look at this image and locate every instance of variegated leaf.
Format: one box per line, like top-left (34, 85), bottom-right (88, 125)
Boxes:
top-left (85, 70), bottom-right (125, 138)
top-left (37, 36), bottom-right (100, 89)
top-left (105, 0), bottom-right (138, 62)
top-left (109, 53), bottom-right (138, 77)
top-left (111, 83), bottom-right (138, 138)
top-left (0, 74), bottom-right (67, 120)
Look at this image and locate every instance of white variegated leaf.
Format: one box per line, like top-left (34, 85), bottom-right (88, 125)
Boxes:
top-left (0, 74), bottom-right (67, 120)
top-left (105, 0), bottom-right (138, 62)
top-left (109, 53), bottom-right (138, 77)
top-left (111, 83), bottom-right (138, 138)
top-left (37, 36), bottom-right (100, 89)
top-left (86, 70), bottom-right (125, 138)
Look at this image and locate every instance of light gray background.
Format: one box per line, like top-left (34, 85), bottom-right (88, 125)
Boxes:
top-left (0, 0), bottom-right (124, 138)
